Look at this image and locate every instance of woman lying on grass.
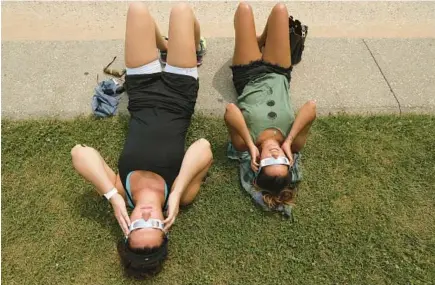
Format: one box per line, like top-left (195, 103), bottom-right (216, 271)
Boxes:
top-left (225, 2), bottom-right (316, 213)
top-left (71, 3), bottom-right (212, 279)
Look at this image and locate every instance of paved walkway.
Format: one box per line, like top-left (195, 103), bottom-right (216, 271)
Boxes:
top-left (2, 1), bottom-right (435, 119)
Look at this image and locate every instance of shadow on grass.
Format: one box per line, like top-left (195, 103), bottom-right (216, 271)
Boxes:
top-left (75, 190), bottom-right (122, 240)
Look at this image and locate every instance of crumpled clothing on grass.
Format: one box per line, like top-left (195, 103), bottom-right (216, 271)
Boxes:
top-left (91, 78), bottom-right (124, 118)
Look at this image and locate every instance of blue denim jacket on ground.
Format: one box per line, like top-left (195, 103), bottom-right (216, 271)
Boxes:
top-left (91, 79), bottom-right (123, 118)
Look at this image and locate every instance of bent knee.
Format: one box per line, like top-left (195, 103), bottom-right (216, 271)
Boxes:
top-left (71, 144), bottom-right (91, 160)
top-left (171, 3), bottom-right (193, 16)
top-left (128, 2), bottom-right (149, 16)
top-left (272, 3), bottom-right (288, 16)
top-left (236, 2), bottom-right (253, 15)
top-left (197, 138), bottom-right (211, 150)
top-left (237, 2), bottom-right (252, 11)
top-left (71, 144), bottom-right (83, 158)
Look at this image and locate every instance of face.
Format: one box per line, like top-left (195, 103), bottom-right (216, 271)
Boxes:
top-left (260, 140), bottom-right (289, 177)
top-left (128, 205), bottom-right (165, 249)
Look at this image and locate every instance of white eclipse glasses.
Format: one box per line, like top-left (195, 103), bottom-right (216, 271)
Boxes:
top-left (128, 218), bottom-right (165, 234)
top-left (257, 156), bottom-right (291, 174)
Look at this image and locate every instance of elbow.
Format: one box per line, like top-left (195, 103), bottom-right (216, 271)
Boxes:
top-left (307, 100), bottom-right (317, 119)
top-left (224, 103), bottom-right (238, 121)
top-left (225, 103), bottom-right (238, 113)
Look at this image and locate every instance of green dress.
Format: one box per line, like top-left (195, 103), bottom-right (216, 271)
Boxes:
top-left (237, 73), bottom-right (295, 143)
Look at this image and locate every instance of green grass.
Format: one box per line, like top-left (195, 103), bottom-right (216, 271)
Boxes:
top-left (2, 115), bottom-right (435, 285)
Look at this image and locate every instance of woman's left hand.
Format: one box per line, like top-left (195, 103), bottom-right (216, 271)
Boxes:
top-left (110, 193), bottom-right (131, 236)
top-left (163, 192), bottom-right (181, 232)
top-left (281, 140), bottom-right (295, 167)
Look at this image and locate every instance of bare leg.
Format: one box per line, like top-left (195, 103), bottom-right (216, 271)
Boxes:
top-left (194, 17), bottom-right (201, 51)
top-left (124, 3), bottom-right (159, 68)
top-left (171, 139), bottom-right (213, 205)
top-left (71, 145), bottom-right (126, 197)
top-left (257, 22), bottom-right (268, 48)
top-left (262, 3), bottom-right (291, 67)
top-left (232, 2), bottom-right (262, 65)
top-left (166, 3), bottom-right (200, 68)
top-left (154, 21), bottom-right (168, 52)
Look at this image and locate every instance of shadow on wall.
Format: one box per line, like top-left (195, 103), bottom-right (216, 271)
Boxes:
top-left (212, 58), bottom-right (237, 104)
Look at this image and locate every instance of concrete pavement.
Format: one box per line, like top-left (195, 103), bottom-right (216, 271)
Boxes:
top-left (2, 1), bottom-right (435, 119)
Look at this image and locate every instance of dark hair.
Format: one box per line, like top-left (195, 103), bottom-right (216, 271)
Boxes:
top-left (117, 237), bottom-right (168, 279)
top-left (255, 168), bottom-right (292, 195)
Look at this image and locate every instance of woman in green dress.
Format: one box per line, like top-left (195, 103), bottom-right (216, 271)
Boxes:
top-left (224, 2), bottom-right (317, 209)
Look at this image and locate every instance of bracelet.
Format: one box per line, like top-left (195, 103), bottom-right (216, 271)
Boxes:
top-left (103, 188), bottom-right (118, 201)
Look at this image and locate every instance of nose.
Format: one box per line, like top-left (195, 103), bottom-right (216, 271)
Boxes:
top-left (142, 210), bottom-right (151, 221)
top-left (272, 152), bottom-right (279, 159)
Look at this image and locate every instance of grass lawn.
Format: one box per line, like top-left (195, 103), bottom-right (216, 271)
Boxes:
top-left (2, 115), bottom-right (435, 285)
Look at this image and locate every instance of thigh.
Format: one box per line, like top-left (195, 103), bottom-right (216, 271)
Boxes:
top-left (166, 4), bottom-right (197, 68)
top-left (262, 3), bottom-right (291, 67)
top-left (232, 2), bottom-right (262, 65)
top-left (125, 3), bottom-right (159, 68)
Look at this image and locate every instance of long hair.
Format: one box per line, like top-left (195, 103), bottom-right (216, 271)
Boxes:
top-left (262, 188), bottom-right (297, 208)
top-left (255, 169), bottom-right (296, 208)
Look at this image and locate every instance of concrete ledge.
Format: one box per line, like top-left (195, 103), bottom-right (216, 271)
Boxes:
top-left (1, 38), bottom-right (430, 119)
top-left (364, 39), bottom-right (435, 114)
top-left (2, 1), bottom-right (435, 40)
top-left (2, 40), bottom-right (126, 119)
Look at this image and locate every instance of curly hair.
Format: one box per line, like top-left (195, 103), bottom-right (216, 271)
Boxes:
top-left (262, 188), bottom-right (296, 208)
top-left (255, 168), bottom-right (296, 208)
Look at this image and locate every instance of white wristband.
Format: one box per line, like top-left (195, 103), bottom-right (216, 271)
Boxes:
top-left (104, 188), bottom-right (118, 201)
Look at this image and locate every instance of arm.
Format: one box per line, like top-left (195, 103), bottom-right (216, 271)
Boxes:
top-left (224, 103), bottom-right (260, 172)
top-left (71, 145), bottom-right (131, 235)
top-left (224, 103), bottom-right (256, 149)
top-left (286, 100), bottom-right (317, 143)
top-left (283, 100), bottom-right (317, 155)
top-left (163, 139), bottom-right (213, 231)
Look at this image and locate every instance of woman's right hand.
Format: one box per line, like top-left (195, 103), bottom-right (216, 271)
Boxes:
top-left (110, 193), bottom-right (131, 236)
top-left (248, 143), bottom-right (260, 172)
top-left (281, 139), bottom-right (295, 167)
